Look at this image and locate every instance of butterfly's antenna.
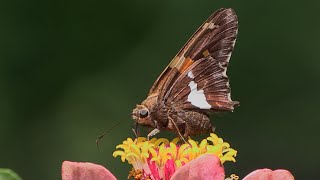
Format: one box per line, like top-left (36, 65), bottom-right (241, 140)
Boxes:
top-left (96, 121), bottom-right (121, 151)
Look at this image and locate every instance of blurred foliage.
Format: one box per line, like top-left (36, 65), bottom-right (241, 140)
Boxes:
top-left (0, 0), bottom-right (319, 179)
top-left (0, 169), bottom-right (21, 180)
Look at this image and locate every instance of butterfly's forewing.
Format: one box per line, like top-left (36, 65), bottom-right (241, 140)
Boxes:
top-left (149, 8), bottom-right (238, 111)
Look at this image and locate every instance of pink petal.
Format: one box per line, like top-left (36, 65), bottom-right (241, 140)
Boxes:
top-left (164, 159), bottom-right (176, 180)
top-left (243, 168), bottom-right (294, 180)
top-left (62, 161), bottom-right (117, 180)
top-left (147, 157), bottom-right (161, 180)
top-left (171, 154), bottom-right (225, 180)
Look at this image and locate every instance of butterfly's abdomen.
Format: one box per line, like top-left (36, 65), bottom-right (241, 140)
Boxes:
top-left (181, 111), bottom-right (213, 136)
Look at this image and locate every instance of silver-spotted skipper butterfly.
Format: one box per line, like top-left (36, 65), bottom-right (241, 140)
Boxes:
top-left (132, 8), bottom-right (239, 141)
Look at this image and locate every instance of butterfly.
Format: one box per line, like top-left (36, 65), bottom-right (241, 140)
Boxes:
top-left (132, 8), bottom-right (239, 141)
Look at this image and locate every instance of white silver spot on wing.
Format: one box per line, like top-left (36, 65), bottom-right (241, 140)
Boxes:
top-left (218, 62), bottom-right (228, 78)
top-left (203, 22), bottom-right (216, 29)
top-left (187, 71), bottom-right (195, 79)
top-left (187, 81), bottom-right (212, 109)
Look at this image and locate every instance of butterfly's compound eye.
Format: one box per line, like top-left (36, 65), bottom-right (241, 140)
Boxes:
top-left (139, 109), bottom-right (149, 118)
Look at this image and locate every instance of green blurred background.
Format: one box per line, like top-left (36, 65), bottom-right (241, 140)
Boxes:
top-left (0, 0), bottom-right (319, 179)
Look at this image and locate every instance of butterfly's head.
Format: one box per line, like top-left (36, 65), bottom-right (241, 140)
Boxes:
top-left (132, 104), bottom-right (154, 127)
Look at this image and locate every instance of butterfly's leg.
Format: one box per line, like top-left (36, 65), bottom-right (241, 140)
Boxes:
top-left (211, 126), bottom-right (216, 133)
top-left (168, 116), bottom-right (188, 144)
top-left (132, 122), bottom-right (140, 138)
top-left (147, 128), bottom-right (160, 140)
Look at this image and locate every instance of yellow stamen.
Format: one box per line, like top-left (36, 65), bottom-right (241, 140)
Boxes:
top-left (113, 133), bottom-right (237, 171)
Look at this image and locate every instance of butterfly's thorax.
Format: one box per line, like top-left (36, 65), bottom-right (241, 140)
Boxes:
top-left (149, 102), bottom-right (169, 129)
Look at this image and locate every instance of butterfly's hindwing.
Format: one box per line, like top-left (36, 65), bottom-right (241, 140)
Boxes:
top-left (167, 56), bottom-right (238, 111)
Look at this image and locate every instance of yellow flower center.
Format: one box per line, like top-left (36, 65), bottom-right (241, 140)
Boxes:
top-left (113, 133), bottom-right (237, 170)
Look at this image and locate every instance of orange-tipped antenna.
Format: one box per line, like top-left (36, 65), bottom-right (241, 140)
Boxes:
top-left (96, 121), bottom-right (121, 151)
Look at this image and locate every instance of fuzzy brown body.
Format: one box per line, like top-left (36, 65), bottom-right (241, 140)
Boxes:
top-left (131, 8), bottom-right (239, 139)
top-left (140, 93), bottom-right (213, 137)
top-left (133, 94), bottom-right (214, 138)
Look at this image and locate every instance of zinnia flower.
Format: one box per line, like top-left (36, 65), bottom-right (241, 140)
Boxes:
top-left (112, 133), bottom-right (237, 180)
top-left (61, 133), bottom-right (295, 180)
top-left (61, 158), bottom-right (295, 180)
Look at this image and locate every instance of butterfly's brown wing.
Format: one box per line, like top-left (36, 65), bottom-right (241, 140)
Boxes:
top-left (166, 55), bottom-right (239, 111)
top-left (149, 8), bottom-right (238, 111)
